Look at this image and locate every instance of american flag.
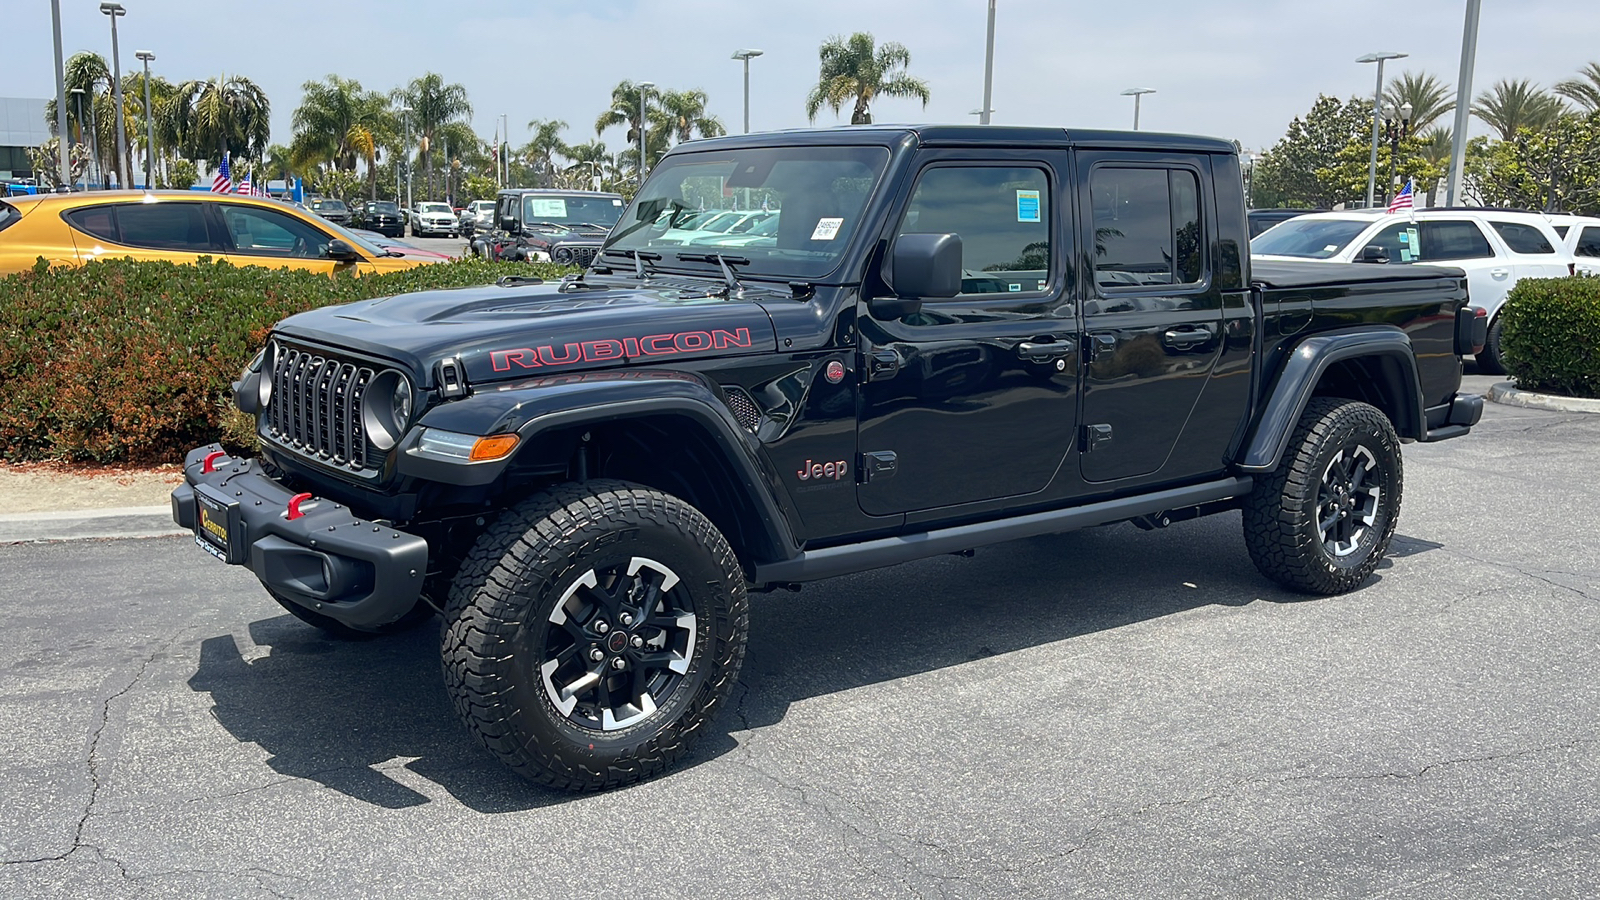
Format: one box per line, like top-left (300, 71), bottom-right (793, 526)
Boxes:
top-left (211, 152), bottom-right (232, 194)
top-left (1388, 177), bottom-right (1415, 213)
top-left (235, 173), bottom-right (252, 195)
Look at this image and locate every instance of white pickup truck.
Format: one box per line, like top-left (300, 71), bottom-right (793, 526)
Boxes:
top-left (1252, 208), bottom-right (1573, 373)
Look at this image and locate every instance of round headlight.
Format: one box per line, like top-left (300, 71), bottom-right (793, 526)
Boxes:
top-left (362, 369), bottom-right (413, 451)
top-left (257, 341), bottom-right (276, 409)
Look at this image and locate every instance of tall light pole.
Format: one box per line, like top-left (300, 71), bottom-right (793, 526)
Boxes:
top-left (1357, 51), bottom-right (1407, 209)
top-left (135, 50), bottom-right (155, 189)
top-left (638, 81), bottom-right (655, 186)
top-left (979, 0), bottom-right (996, 125)
top-left (1120, 88), bottom-right (1156, 130)
top-left (1445, 0), bottom-right (1482, 207)
top-left (51, 0), bottom-right (71, 190)
top-left (732, 50), bottom-right (763, 133)
top-left (100, 3), bottom-right (129, 189)
top-left (401, 106), bottom-right (413, 209)
top-left (501, 113), bottom-right (509, 186)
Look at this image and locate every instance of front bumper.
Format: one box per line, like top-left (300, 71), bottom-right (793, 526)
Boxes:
top-left (417, 220), bottom-right (456, 234)
top-left (171, 444), bottom-right (429, 630)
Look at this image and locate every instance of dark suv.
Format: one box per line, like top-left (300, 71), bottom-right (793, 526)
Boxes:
top-left (352, 200), bottom-right (405, 238)
top-left (471, 188), bottom-right (625, 266)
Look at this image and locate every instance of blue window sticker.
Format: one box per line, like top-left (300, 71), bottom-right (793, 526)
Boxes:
top-left (1016, 189), bottom-right (1041, 223)
top-left (1009, 283), bottom-right (1022, 292)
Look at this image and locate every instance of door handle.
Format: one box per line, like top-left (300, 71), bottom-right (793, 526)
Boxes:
top-left (1161, 325), bottom-right (1215, 348)
top-left (1017, 340), bottom-right (1071, 362)
top-left (865, 348), bottom-right (901, 382)
top-left (1490, 268), bottom-right (1510, 278)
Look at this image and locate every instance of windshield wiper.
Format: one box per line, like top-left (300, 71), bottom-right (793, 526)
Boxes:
top-left (676, 252), bottom-right (750, 294)
top-left (602, 248), bottom-right (662, 279)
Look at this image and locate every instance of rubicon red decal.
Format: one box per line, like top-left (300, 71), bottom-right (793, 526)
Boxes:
top-left (490, 328), bottom-right (754, 371)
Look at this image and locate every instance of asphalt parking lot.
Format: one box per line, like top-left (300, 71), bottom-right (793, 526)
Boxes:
top-left (2, 374), bottom-right (1597, 898)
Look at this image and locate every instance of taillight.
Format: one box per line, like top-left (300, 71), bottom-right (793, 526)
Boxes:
top-left (1471, 307), bottom-right (1488, 355)
top-left (1570, 262), bottom-right (1577, 277)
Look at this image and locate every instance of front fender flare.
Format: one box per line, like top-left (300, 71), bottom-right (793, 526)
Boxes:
top-left (1238, 328), bottom-right (1424, 473)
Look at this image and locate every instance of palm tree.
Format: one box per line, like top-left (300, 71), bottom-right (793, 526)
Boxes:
top-left (595, 80), bottom-right (655, 147)
top-left (123, 69), bottom-right (177, 185)
top-left (524, 119), bottom-right (571, 186)
top-left (805, 32), bottom-right (930, 125)
top-left (1383, 71), bottom-right (1454, 132)
top-left (167, 73), bottom-right (272, 167)
top-left (1555, 62), bottom-right (1600, 112)
top-left (395, 74), bottom-right (472, 202)
top-left (44, 52), bottom-right (112, 184)
top-left (1472, 79), bottom-right (1566, 141)
top-left (290, 76), bottom-right (391, 198)
top-left (654, 90), bottom-right (725, 144)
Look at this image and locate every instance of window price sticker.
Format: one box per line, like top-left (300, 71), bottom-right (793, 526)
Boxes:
top-left (1016, 190), bottom-right (1041, 223)
top-left (811, 217), bottom-right (844, 240)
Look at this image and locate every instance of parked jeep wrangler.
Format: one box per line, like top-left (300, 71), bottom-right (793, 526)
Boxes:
top-left (174, 126), bottom-right (1485, 791)
top-left (469, 188), bottom-right (626, 267)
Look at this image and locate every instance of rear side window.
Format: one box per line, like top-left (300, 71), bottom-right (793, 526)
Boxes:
top-left (1418, 220), bottom-right (1493, 261)
top-left (1489, 221), bottom-right (1555, 254)
top-left (0, 201), bottom-right (19, 234)
top-left (1575, 226), bottom-right (1600, 258)
top-left (897, 165), bottom-right (1052, 296)
top-left (63, 203), bottom-right (213, 251)
top-left (1090, 167), bottom-right (1205, 288)
top-left (64, 206), bottom-right (118, 241)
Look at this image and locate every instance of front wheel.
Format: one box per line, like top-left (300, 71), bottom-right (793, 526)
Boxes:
top-left (1242, 398), bottom-right (1403, 594)
top-left (441, 481), bottom-right (748, 791)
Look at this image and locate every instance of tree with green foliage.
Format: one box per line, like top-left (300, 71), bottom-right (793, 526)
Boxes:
top-left (522, 119), bottom-right (571, 187)
top-left (1555, 62), bottom-right (1600, 112)
top-left (1248, 95), bottom-right (1374, 208)
top-left (1472, 79), bottom-right (1566, 141)
top-left (290, 75), bottom-right (391, 198)
top-left (167, 73), bottom-right (272, 166)
top-left (395, 73), bottom-right (472, 202)
top-left (1464, 111), bottom-right (1600, 214)
top-left (1383, 71), bottom-right (1454, 131)
top-left (654, 90), bottom-right (725, 143)
top-left (805, 32), bottom-right (930, 124)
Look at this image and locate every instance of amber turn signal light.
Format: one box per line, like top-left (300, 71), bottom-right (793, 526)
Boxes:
top-left (468, 434), bottom-right (520, 462)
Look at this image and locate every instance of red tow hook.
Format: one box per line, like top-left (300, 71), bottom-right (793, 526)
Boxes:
top-left (286, 492), bottom-right (314, 521)
top-left (201, 450), bottom-right (228, 474)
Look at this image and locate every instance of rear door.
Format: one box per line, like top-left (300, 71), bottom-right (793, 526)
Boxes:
top-left (1486, 218), bottom-right (1569, 281)
top-left (1413, 219), bottom-right (1509, 316)
top-left (63, 200), bottom-right (222, 265)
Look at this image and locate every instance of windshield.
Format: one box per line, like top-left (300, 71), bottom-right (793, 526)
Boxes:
top-left (605, 145), bottom-right (890, 279)
top-left (471, 201), bottom-right (495, 212)
top-left (420, 203), bottom-right (452, 214)
top-left (312, 199), bottom-right (347, 212)
top-left (1251, 217), bottom-right (1373, 258)
top-left (370, 201), bottom-right (399, 214)
top-left (521, 194), bottom-right (625, 228)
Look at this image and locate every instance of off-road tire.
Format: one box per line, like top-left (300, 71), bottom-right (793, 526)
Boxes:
top-left (265, 588), bottom-right (434, 640)
top-left (441, 480), bottom-right (748, 791)
top-left (1242, 398), bottom-right (1403, 594)
top-left (1474, 315), bottom-right (1506, 375)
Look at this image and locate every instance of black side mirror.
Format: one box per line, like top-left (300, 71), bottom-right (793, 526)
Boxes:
top-left (1358, 245), bottom-right (1390, 263)
top-left (500, 215), bottom-right (521, 234)
top-left (327, 239), bottom-right (360, 262)
top-left (871, 233), bottom-right (963, 319)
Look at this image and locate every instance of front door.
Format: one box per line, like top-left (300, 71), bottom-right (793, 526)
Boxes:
top-left (212, 204), bottom-right (366, 275)
top-left (857, 154), bottom-right (1079, 517)
top-left (1077, 153), bottom-right (1226, 484)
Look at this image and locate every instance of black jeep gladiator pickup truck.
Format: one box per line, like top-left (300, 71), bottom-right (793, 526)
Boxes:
top-left (173, 126), bottom-right (1486, 791)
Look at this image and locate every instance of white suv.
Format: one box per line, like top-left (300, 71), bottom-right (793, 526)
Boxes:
top-left (1555, 215), bottom-right (1600, 277)
top-left (410, 202), bottom-right (458, 238)
top-left (1252, 209), bottom-right (1573, 373)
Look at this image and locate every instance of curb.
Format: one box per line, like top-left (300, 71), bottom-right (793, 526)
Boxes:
top-left (1487, 382), bottom-right (1600, 414)
top-left (0, 505), bottom-right (184, 545)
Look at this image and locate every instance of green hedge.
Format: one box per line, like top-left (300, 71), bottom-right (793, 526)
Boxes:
top-left (0, 257), bottom-right (574, 464)
top-left (1499, 276), bottom-right (1600, 399)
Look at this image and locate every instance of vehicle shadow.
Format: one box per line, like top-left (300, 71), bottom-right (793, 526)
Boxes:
top-left (186, 513), bottom-right (1431, 811)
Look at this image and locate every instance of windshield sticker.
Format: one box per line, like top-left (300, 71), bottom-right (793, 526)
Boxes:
top-left (1016, 190), bottom-right (1041, 223)
top-left (529, 198), bottom-right (568, 218)
top-left (612, 199), bottom-right (624, 205)
top-left (811, 217), bottom-right (844, 241)
top-left (1009, 283), bottom-right (1022, 292)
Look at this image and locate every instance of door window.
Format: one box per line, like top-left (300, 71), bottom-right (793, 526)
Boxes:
top-left (1363, 222), bottom-right (1421, 263)
top-left (64, 203), bottom-right (213, 251)
top-left (1089, 167), bottom-right (1205, 289)
top-left (219, 206), bottom-right (332, 259)
top-left (896, 165), bottom-right (1051, 296)
top-left (1417, 220), bottom-right (1493, 261)
top-left (1488, 221), bottom-right (1555, 254)
top-left (1573, 226), bottom-right (1600, 258)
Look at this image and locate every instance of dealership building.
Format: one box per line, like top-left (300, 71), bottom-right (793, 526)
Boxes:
top-left (0, 97), bottom-right (50, 182)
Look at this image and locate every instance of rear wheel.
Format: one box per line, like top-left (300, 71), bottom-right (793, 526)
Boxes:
top-left (442, 480), bottom-right (747, 791)
top-left (1474, 315), bottom-right (1506, 375)
top-left (1243, 398), bottom-right (1403, 594)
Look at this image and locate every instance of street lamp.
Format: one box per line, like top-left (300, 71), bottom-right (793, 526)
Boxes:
top-left (979, 0), bottom-right (996, 125)
top-left (968, 107), bottom-right (995, 120)
top-left (1383, 101), bottom-right (1413, 203)
top-left (638, 81), bottom-right (655, 186)
top-left (135, 50), bottom-right (154, 189)
top-left (1120, 87), bottom-right (1156, 130)
top-left (732, 50), bottom-right (763, 134)
top-left (51, 0), bottom-right (70, 191)
top-left (100, 3), bottom-right (129, 189)
top-left (1241, 151), bottom-right (1255, 207)
top-left (401, 105), bottom-right (412, 208)
top-left (1357, 51), bottom-right (1408, 209)
top-left (70, 87), bottom-right (93, 189)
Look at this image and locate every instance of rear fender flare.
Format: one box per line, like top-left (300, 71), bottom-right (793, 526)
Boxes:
top-left (1238, 328), bottom-right (1424, 473)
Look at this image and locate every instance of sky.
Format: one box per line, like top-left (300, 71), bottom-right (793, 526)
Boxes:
top-left (10, 0), bottom-right (1600, 160)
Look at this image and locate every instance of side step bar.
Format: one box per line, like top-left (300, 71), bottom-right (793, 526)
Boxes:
top-left (753, 476), bottom-right (1254, 585)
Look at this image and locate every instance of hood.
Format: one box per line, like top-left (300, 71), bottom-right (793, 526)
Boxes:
top-left (273, 280), bottom-right (779, 387)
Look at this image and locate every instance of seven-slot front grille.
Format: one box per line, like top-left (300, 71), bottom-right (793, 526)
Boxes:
top-left (267, 346), bottom-right (375, 470)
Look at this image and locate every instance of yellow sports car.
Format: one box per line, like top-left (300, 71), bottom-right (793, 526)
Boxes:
top-left (0, 191), bottom-right (441, 276)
